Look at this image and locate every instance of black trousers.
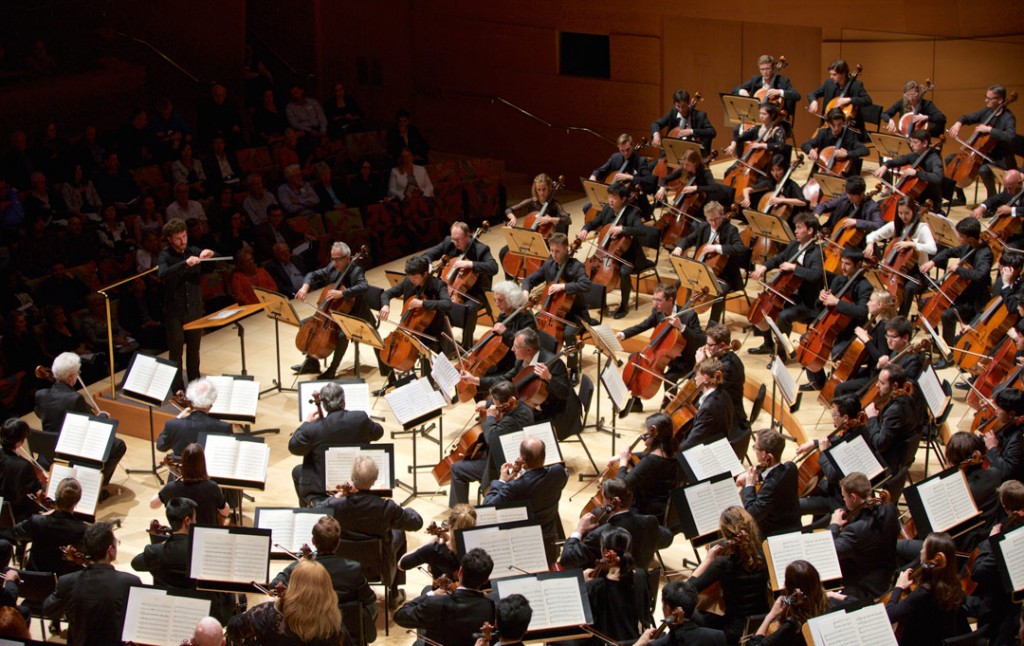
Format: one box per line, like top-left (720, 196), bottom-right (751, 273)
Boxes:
top-left (166, 317), bottom-right (202, 388)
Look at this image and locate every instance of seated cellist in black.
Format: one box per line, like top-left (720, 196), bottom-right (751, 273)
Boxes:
top-left (671, 200), bottom-right (746, 324)
top-left (738, 153), bottom-right (808, 220)
top-left (801, 109), bottom-right (869, 177)
top-left (871, 129), bottom-right (944, 209)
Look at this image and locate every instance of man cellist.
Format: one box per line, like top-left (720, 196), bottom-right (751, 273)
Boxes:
top-left (948, 84), bottom-right (1018, 206)
top-left (650, 89), bottom-right (717, 154)
top-left (871, 129), bottom-right (944, 209)
top-left (801, 109), bottom-right (870, 178)
top-left (671, 200), bottom-right (746, 324)
top-left (733, 54), bottom-right (800, 118)
top-left (807, 59), bottom-right (872, 139)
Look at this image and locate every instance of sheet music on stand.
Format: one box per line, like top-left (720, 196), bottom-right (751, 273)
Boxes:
top-left (600, 361), bottom-right (630, 412)
top-left (297, 380), bottom-right (370, 421)
top-left (917, 364), bottom-right (950, 421)
top-left (678, 437), bottom-right (745, 483)
top-left (188, 525), bottom-right (272, 593)
top-left (923, 212), bottom-right (960, 248)
top-left (580, 321), bottom-right (623, 355)
top-left (671, 472), bottom-right (743, 540)
top-left (325, 444), bottom-right (395, 494)
top-left (916, 316), bottom-right (951, 363)
top-left (495, 421), bottom-right (563, 467)
top-left (122, 586), bottom-right (211, 646)
top-left (769, 355), bottom-right (798, 403)
top-left (992, 523), bottom-right (1024, 601)
top-left (56, 412), bottom-right (116, 465)
top-left (765, 530), bottom-right (843, 590)
top-left (821, 433), bottom-right (886, 483)
top-left (579, 178), bottom-right (610, 209)
top-left (904, 466), bottom-right (981, 536)
top-left (493, 569), bottom-right (592, 640)
top-left (254, 507), bottom-right (324, 557)
top-left (199, 433), bottom-right (269, 490)
top-left (430, 351), bottom-right (461, 403)
top-left (120, 352), bottom-right (178, 407)
top-left (805, 602), bottom-right (898, 646)
top-left (46, 463), bottom-right (102, 518)
top-left (204, 375), bottom-right (260, 423)
top-left (384, 377), bottom-right (446, 428)
top-left (252, 287), bottom-right (302, 327)
top-left (455, 520), bottom-right (549, 579)
top-left (474, 502), bottom-right (533, 527)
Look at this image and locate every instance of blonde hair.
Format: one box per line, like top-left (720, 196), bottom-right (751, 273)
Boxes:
top-left (719, 506), bottom-right (765, 571)
top-left (531, 173), bottom-right (554, 201)
top-left (449, 504), bottom-right (477, 531)
top-left (280, 560), bottom-right (341, 641)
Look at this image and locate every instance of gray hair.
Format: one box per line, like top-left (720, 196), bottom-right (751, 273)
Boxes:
top-left (351, 455), bottom-right (378, 489)
top-left (493, 280), bottom-right (527, 309)
top-left (185, 378), bottom-right (218, 410)
top-left (331, 242), bottom-right (351, 257)
top-left (319, 382), bottom-right (345, 413)
top-left (52, 352), bottom-right (82, 382)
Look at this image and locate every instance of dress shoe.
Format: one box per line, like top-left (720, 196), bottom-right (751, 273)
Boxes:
top-left (748, 344), bottom-right (775, 355)
top-left (292, 358), bottom-right (321, 375)
top-left (618, 397), bottom-right (644, 419)
top-left (318, 369), bottom-right (337, 380)
top-left (372, 386), bottom-right (390, 397)
top-left (613, 307), bottom-right (628, 320)
top-left (388, 588), bottom-right (406, 610)
top-left (932, 358), bottom-right (951, 370)
top-left (798, 382), bottom-right (821, 392)
top-left (954, 380), bottom-right (971, 391)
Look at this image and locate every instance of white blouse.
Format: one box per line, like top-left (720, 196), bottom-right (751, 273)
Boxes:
top-left (865, 220), bottom-right (937, 264)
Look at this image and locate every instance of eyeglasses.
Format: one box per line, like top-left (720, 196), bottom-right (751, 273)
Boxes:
top-left (985, 95), bottom-right (1000, 101)
top-left (331, 256), bottom-right (348, 262)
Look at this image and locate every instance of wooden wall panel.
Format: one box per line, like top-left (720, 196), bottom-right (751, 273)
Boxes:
top-left (610, 34), bottom-right (661, 85)
top-left (738, 22), bottom-right (822, 135)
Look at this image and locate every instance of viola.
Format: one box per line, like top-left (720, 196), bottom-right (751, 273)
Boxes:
top-left (953, 291), bottom-right (1021, 372)
top-left (874, 200), bottom-right (931, 305)
top-left (880, 551), bottom-right (946, 608)
top-left (505, 456), bottom-right (526, 480)
top-left (432, 573), bottom-right (459, 594)
top-left (294, 245), bottom-right (370, 360)
top-left (425, 520), bottom-right (450, 542)
top-left (443, 222), bottom-right (490, 304)
top-left (535, 238), bottom-right (584, 346)
top-left (945, 91), bottom-right (1019, 189)
top-left (662, 340), bottom-right (740, 436)
top-left (252, 581), bottom-right (287, 599)
top-left (456, 295), bottom-right (539, 402)
top-left (753, 57), bottom-right (789, 105)
top-left (656, 149), bottom-right (719, 249)
top-left (877, 137), bottom-right (945, 222)
top-left (503, 176), bottom-right (566, 280)
top-left (795, 263), bottom-right (872, 373)
top-left (897, 79), bottom-right (934, 136)
top-left (584, 187), bottom-right (641, 290)
top-left (796, 412), bottom-right (867, 496)
top-left (149, 519), bottom-right (173, 536)
top-left (62, 545), bottom-right (90, 567)
top-left (859, 377), bottom-right (916, 418)
top-left (28, 490), bottom-right (56, 511)
top-left (842, 489), bottom-right (890, 523)
top-left (824, 63), bottom-right (864, 121)
top-left (162, 453), bottom-right (183, 479)
top-left (621, 291), bottom-right (706, 400)
top-left (379, 254), bottom-right (449, 372)
top-left (747, 237), bottom-right (821, 332)
top-left (589, 548), bottom-right (621, 579)
top-left (512, 341), bottom-right (583, 410)
top-left (722, 112), bottom-right (785, 198)
top-left (651, 608), bottom-right (687, 639)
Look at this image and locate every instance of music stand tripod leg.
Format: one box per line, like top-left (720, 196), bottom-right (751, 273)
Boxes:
top-left (124, 404), bottom-right (165, 484)
top-left (260, 315), bottom-right (298, 397)
top-left (396, 419), bottom-right (446, 505)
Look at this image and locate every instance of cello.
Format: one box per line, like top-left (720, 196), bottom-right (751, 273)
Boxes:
top-left (431, 399), bottom-right (514, 486)
top-left (795, 412), bottom-right (867, 496)
top-left (967, 336), bottom-right (1019, 410)
top-left (441, 222), bottom-right (490, 304)
top-left (753, 56), bottom-right (789, 105)
top-left (502, 176), bottom-right (565, 280)
top-left (820, 187), bottom-right (881, 274)
top-left (512, 340), bottom-right (583, 410)
top-left (653, 93), bottom-right (703, 178)
top-left (584, 187), bottom-right (639, 290)
top-left (953, 291), bottom-right (1021, 372)
top-left (379, 255), bottom-right (449, 372)
top-left (722, 110), bottom-right (785, 198)
top-left (294, 245), bottom-right (370, 360)
top-left (535, 237), bottom-right (583, 346)
top-left (916, 247), bottom-right (983, 332)
top-left (876, 136), bottom-right (945, 222)
top-left (456, 295), bottom-right (539, 402)
top-left (656, 149), bottom-right (719, 250)
top-left (747, 235), bottom-right (821, 333)
top-left (873, 200), bottom-right (931, 305)
top-left (801, 120), bottom-right (855, 208)
top-left (742, 155), bottom-right (806, 267)
top-left (824, 63), bottom-right (864, 121)
top-left (897, 79), bottom-right (935, 137)
top-left (945, 91), bottom-right (1018, 189)
top-left (795, 262), bottom-right (871, 373)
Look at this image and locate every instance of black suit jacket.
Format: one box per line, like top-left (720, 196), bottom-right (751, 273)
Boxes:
top-left (652, 620), bottom-right (727, 646)
top-left (0, 448), bottom-right (44, 521)
top-left (742, 462), bottom-right (800, 536)
top-left (481, 348), bottom-right (581, 440)
top-left (130, 533), bottom-right (192, 590)
top-left (558, 509), bottom-right (673, 571)
top-left (719, 351), bottom-right (751, 440)
top-left (866, 394), bottom-right (918, 470)
top-left (35, 381), bottom-right (92, 435)
top-left (14, 509), bottom-right (88, 575)
top-left (44, 563), bottom-right (143, 646)
top-left (880, 98), bottom-right (947, 138)
top-left (650, 107), bottom-right (717, 153)
top-left (676, 220), bottom-right (746, 290)
top-left (678, 388), bottom-right (733, 454)
top-left (479, 401), bottom-right (534, 487)
top-left (764, 239), bottom-right (825, 308)
top-left (381, 275), bottom-right (453, 343)
top-left (733, 73), bottom-right (801, 117)
top-left (522, 257), bottom-right (592, 324)
top-left (289, 410), bottom-right (384, 497)
top-left (157, 243), bottom-right (205, 322)
top-left (422, 236), bottom-right (499, 296)
top-left (815, 193), bottom-right (885, 233)
top-left (320, 491), bottom-right (424, 540)
top-left (302, 261), bottom-right (373, 321)
top-left (829, 502), bottom-right (899, 600)
top-left (807, 77), bottom-right (873, 134)
top-left (394, 587), bottom-right (495, 646)
top-left (156, 411), bottom-right (233, 457)
top-left (483, 464), bottom-right (568, 561)
top-left (202, 152), bottom-right (242, 193)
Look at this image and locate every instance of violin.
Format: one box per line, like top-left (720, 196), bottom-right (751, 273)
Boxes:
top-left (953, 289), bottom-right (1021, 372)
top-left (875, 200), bottom-right (931, 305)
top-left (877, 137), bottom-right (945, 222)
top-left (754, 57), bottom-right (789, 105)
top-left (309, 391), bottom-right (325, 419)
top-left (28, 490), bottom-right (56, 511)
top-left (656, 149), bottom-right (719, 249)
top-left (443, 222), bottom-right (490, 304)
top-left (503, 177), bottom-right (566, 279)
top-left (662, 340), bottom-right (740, 435)
top-left (171, 389), bottom-right (193, 411)
top-left (945, 91), bottom-right (1018, 189)
top-left (505, 456), bottom-right (526, 479)
top-left (859, 373), bottom-right (916, 414)
top-left (584, 186), bottom-right (641, 290)
top-left (149, 519), bottom-right (173, 536)
top-left (162, 453), bottom-right (183, 479)
top-left (425, 521), bottom-right (450, 542)
top-left (477, 622), bottom-right (496, 644)
top-left (535, 237), bottom-right (584, 346)
top-left (294, 245), bottom-right (371, 360)
top-left (38, 364), bottom-right (105, 417)
top-left (62, 545), bottom-right (90, 567)
top-left (574, 432), bottom-right (645, 514)
top-left (843, 489), bottom-right (890, 523)
top-left (897, 79), bottom-right (935, 137)
top-left (650, 608), bottom-right (687, 639)
top-left (456, 295), bottom-right (539, 402)
top-left (432, 573), bottom-right (459, 594)
top-left (588, 548), bottom-right (621, 579)
top-left (330, 482), bottom-right (357, 497)
top-left (379, 254), bottom-right (449, 372)
top-left (796, 412), bottom-right (867, 496)
top-left (252, 581), bottom-right (287, 598)
top-left (824, 63), bottom-right (864, 121)
top-left (512, 341), bottom-right (583, 410)
top-left (795, 262), bottom-right (872, 373)
top-left (880, 551), bottom-right (947, 607)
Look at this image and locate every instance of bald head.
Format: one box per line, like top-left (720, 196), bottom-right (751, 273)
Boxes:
top-left (1005, 169), bottom-right (1022, 192)
top-left (521, 436), bottom-right (546, 468)
top-left (192, 617), bottom-right (224, 646)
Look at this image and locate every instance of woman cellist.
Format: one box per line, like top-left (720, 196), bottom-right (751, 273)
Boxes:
top-left (881, 80), bottom-right (946, 138)
top-left (739, 154), bottom-right (807, 217)
top-left (885, 533), bottom-right (971, 645)
top-left (671, 201), bottom-right (747, 324)
top-left (499, 173), bottom-right (571, 279)
top-left (722, 103), bottom-right (789, 199)
top-left (864, 197), bottom-right (936, 317)
top-left (605, 413), bottom-right (682, 519)
top-left (824, 290), bottom-right (897, 402)
top-left (577, 181), bottom-right (646, 320)
top-left (653, 149), bottom-right (727, 248)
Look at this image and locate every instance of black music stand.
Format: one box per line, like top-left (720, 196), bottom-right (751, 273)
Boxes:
top-left (252, 287), bottom-right (301, 398)
top-left (331, 312), bottom-right (384, 377)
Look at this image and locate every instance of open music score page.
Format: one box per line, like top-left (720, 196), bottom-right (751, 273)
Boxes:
top-left (122, 353), bottom-right (177, 403)
top-left (494, 572), bottom-right (589, 632)
top-left (684, 476), bottom-right (743, 537)
top-left (202, 434), bottom-right (269, 487)
top-left (824, 434), bottom-right (885, 481)
top-left (459, 524), bottom-right (548, 579)
top-left (384, 377), bottom-right (447, 426)
top-left (324, 445), bottom-right (392, 490)
top-left (766, 531), bottom-right (843, 590)
top-left (254, 508), bottom-right (323, 555)
top-left (681, 437), bottom-right (744, 481)
top-left (122, 586), bottom-right (211, 646)
top-left (205, 376), bottom-right (259, 422)
top-left (189, 527), bottom-right (270, 585)
top-left (496, 422), bottom-right (562, 467)
top-left (474, 504), bottom-right (531, 527)
top-left (297, 380), bottom-right (371, 420)
top-left (430, 351), bottom-right (461, 401)
top-left (805, 603), bottom-right (897, 646)
top-left (915, 469), bottom-right (980, 534)
top-left (996, 525), bottom-right (1024, 593)
top-left (56, 412), bottom-right (115, 463)
top-left (47, 464), bottom-right (102, 516)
